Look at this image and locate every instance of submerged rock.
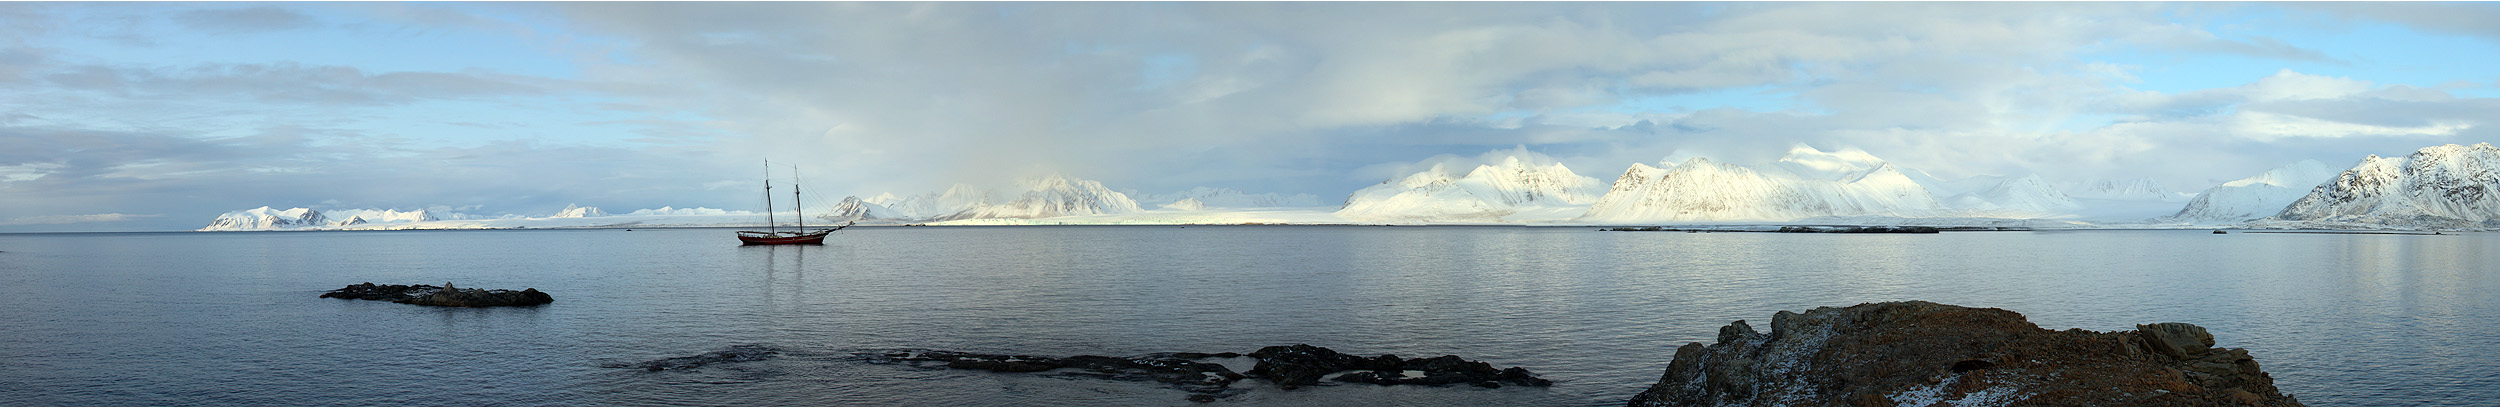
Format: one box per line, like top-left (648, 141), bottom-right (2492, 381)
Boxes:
top-left (618, 344), bottom-right (782, 371)
top-left (862, 349), bottom-right (1249, 398)
top-left (860, 345), bottom-right (1552, 402)
top-left (320, 282), bottom-right (553, 307)
top-left (1627, 301), bottom-right (2300, 406)
top-left (1247, 344), bottom-right (1551, 389)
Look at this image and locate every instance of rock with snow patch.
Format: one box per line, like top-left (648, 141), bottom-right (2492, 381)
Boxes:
top-left (1627, 301), bottom-right (2299, 406)
top-left (2267, 143), bottom-right (2500, 229)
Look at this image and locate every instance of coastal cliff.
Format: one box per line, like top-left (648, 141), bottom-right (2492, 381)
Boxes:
top-left (1629, 301), bottom-right (2300, 406)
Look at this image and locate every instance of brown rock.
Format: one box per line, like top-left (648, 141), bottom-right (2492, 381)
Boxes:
top-left (2138, 322), bottom-right (2217, 360)
top-left (1626, 301), bottom-right (2302, 406)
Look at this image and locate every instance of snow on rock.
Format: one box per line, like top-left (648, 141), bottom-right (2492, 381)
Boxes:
top-left (2068, 177), bottom-right (2181, 202)
top-left (627, 206), bottom-right (749, 216)
top-left (1924, 174), bottom-right (2081, 215)
top-left (2267, 143), bottom-right (2500, 229)
top-left (552, 204), bottom-right (608, 218)
top-left (2154, 160), bottom-right (2341, 224)
top-left (201, 207), bottom-right (328, 231)
top-left (1580, 145), bottom-right (1941, 222)
top-left (204, 207), bottom-right (508, 231)
top-left (1628, 301), bottom-right (2301, 406)
top-left (825, 196), bottom-right (899, 221)
top-left (874, 184), bottom-right (988, 219)
top-left (323, 208), bottom-right (440, 224)
top-left (1335, 149), bottom-right (1605, 222)
top-left (200, 207), bottom-right (325, 229)
top-left (1160, 198), bottom-right (1208, 211)
top-left (942, 174), bottom-right (1142, 220)
top-left (1337, 164), bottom-right (1512, 222)
top-left (1131, 187), bottom-right (1322, 209)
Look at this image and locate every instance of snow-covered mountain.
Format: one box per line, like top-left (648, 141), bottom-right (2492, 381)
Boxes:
top-left (1949, 174), bottom-right (2081, 215)
top-left (552, 204), bottom-right (608, 218)
top-left (626, 206), bottom-right (748, 216)
top-left (1161, 198), bottom-right (1208, 211)
top-left (2268, 143), bottom-right (2500, 228)
top-left (2154, 160), bottom-right (2341, 223)
top-left (2068, 177), bottom-right (2182, 202)
top-left (1336, 150), bottom-right (1605, 222)
top-left (203, 206), bottom-right (328, 230)
top-left (1130, 187), bottom-right (1322, 209)
top-left (323, 208), bottom-right (440, 224)
top-left (940, 175), bottom-right (1143, 220)
top-left (1579, 149), bottom-right (1942, 222)
top-left (871, 184), bottom-right (988, 219)
top-left (825, 196), bottom-right (899, 221)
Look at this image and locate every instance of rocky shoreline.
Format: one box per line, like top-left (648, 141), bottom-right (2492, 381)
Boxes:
top-left (852, 344), bottom-right (1552, 402)
top-left (320, 282), bottom-right (554, 307)
top-left (1629, 301), bottom-right (2301, 406)
top-left (609, 302), bottom-right (2301, 406)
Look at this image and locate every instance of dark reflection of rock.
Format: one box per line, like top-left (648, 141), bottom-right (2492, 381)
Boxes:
top-left (859, 345), bottom-right (1552, 402)
top-left (320, 282), bottom-right (553, 307)
top-left (611, 344), bottom-right (782, 371)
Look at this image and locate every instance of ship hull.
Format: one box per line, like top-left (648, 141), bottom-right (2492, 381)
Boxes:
top-left (736, 230), bottom-right (830, 245)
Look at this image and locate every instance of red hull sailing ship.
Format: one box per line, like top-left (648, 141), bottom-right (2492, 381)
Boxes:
top-left (737, 159), bottom-right (848, 245)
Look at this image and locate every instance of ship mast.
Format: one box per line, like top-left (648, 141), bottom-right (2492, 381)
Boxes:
top-left (763, 158), bottom-right (776, 234)
top-left (792, 164), bottom-right (806, 232)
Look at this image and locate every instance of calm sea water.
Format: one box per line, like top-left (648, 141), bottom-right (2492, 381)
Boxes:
top-left (0, 226), bottom-right (2493, 406)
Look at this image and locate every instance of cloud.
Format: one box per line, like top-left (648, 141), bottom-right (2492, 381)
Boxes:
top-left (40, 62), bottom-right (552, 106)
top-left (2298, 3), bottom-right (2500, 43)
top-left (7, 3), bottom-right (2499, 230)
top-left (173, 6), bottom-right (319, 34)
top-left (0, 213), bottom-right (162, 226)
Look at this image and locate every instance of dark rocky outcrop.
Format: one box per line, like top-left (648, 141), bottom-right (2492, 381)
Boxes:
top-left (862, 349), bottom-right (1249, 399)
top-left (1246, 344), bottom-right (1551, 389)
top-left (320, 282), bottom-right (553, 307)
top-left (1628, 301), bottom-right (2301, 406)
top-left (615, 344), bottom-right (781, 371)
top-left (859, 345), bottom-right (1550, 402)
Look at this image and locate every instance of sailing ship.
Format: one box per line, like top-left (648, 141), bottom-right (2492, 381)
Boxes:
top-left (737, 159), bottom-right (850, 245)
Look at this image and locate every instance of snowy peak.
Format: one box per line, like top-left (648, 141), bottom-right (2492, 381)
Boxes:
top-left (1161, 198), bottom-right (1208, 211)
top-left (1337, 163), bottom-right (1505, 222)
top-left (1581, 154), bottom-right (1943, 222)
top-left (201, 206), bottom-right (327, 231)
top-left (878, 183), bottom-right (989, 219)
top-left (2159, 160), bottom-right (2342, 223)
top-left (1335, 149), bottom-right (1602, 222)
top-left (2069, 177), bottom-right (2178, 202)
top-left (2272, 143), bottom-right (2500, 227)
top-left (1456, 156), bottom-right (1605, 206)
top-left (552, 204), bottom-right (608, 218)
top-left (325, 208), bottom-right (440, 223)
top-left (946, 174), bottom-right (1142, 220)
top-left (826, 196), bottom-right (898, 221)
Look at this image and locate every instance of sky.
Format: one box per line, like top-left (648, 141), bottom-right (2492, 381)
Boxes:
top-left (4, 2), bottom-right (2500, 232)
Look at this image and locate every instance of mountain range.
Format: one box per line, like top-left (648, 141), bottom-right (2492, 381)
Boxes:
top-left (196, 143), bottom-right (2500, 231)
